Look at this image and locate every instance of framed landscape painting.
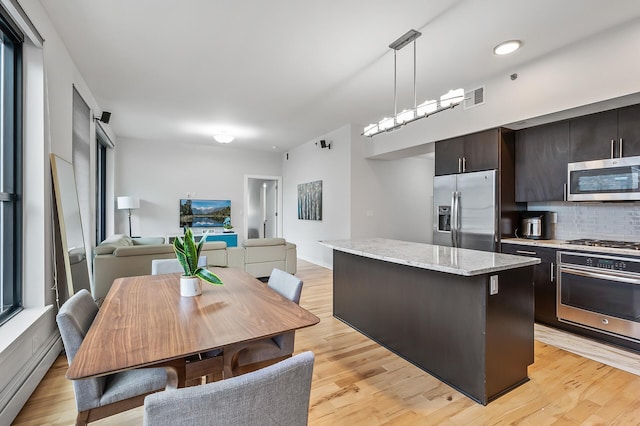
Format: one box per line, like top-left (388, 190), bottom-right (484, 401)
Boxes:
top-left (298, 180), bottom-right (322, 220)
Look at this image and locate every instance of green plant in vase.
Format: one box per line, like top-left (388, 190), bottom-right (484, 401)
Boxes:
top-left (173, 227), bottom-right (223, 296)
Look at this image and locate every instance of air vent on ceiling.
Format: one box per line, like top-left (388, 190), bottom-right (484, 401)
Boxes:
top-left (464, 86), bottom-right (485, 109)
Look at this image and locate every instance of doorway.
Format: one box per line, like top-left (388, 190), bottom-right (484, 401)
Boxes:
top-left (244, 175), bottom-right (282, 240)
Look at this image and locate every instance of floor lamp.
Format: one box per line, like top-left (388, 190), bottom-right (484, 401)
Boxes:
top-left (117, 196), bottom-right (140, 237)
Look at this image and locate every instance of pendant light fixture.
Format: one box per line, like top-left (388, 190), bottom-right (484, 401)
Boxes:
top-left (363, 29), bottom-right (464, 138)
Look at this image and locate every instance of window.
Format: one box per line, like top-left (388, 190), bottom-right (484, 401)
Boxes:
top-left (96, 135), bottom-right (107, 243)
top-left (0, 10), bottom-right (22, 326)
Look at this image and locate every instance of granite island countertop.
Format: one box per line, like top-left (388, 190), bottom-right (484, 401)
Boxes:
top-left (320, 238), bottom-right (540, 276)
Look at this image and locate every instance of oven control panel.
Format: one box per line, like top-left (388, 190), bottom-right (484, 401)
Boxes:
top-left (558, 252), bottom-right (640, 274)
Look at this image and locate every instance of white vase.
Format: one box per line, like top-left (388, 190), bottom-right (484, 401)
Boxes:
top-left (180, 276), bottom-right (202, 297)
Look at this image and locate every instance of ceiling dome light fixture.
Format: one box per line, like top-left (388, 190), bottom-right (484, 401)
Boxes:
top-left (214, 134), bottom-right (234, 143)
top-left (493, 40), bottom-right (522, 56)
top-left (362, 29), bottom-right (464, 138)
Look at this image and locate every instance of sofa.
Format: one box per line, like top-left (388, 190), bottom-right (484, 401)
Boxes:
top-left (92, 234), bottom-right (297, 301)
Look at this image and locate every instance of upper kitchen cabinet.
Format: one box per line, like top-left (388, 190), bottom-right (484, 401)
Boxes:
top-left (435, 128), bottom-right (502, 176)
top-left (569, 109), bottom-right (618, 162)
top-left (515, 120), bottom-right (570, 202)
top-left (616, 103), bottom-right (640, 157)
top-left (569, 105), bottom-right (640, 162)
top-left (434, 136), bottom-right (464, 175)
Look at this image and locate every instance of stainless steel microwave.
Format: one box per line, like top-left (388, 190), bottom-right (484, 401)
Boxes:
top-left (567, 155), bottom-right (640, 201)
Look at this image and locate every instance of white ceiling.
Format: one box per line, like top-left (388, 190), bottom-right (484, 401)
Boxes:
top-left (39, 0), bottom-right (640, 152)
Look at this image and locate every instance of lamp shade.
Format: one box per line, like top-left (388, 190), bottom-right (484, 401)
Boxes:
top-left (117, 196), bottom-right (140, 210)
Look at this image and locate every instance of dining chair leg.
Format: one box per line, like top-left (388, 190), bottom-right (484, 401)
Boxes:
top-left (76, 411), bottom-right (90, 426)
top-left (222, 347), bottom-right (240, 379)
top-left (163, 366), bottom-right (179, 389)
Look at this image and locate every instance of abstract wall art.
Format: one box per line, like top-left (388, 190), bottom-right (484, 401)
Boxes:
top-left (297, 180), bottom-right (322, 221)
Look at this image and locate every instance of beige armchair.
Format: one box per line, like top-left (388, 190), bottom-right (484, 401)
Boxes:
top-left (242, 238), bottom-right (297, 278)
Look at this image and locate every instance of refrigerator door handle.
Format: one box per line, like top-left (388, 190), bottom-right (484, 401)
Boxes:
top-left (452, 191), bottom-right (460, 247)
top-left (455, 191), bottom-right (461, 247)
top-left (450, 192), bottom-right (457, 246)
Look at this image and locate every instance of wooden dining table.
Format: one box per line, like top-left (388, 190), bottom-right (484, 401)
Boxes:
top-left (66, 267), bottom-right (320, 387)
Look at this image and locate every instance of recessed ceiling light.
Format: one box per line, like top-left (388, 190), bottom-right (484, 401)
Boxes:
top-left (493, 40), bottom-right (521, 56)
top-left (214, 134), bottom-right (234, 143)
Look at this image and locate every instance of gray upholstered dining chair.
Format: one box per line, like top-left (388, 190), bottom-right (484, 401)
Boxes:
top-left (143, 351), bottom-right (315, 426)
top-left (223, 268), bottom-right (303, 376)
top-left (151, 256), bottom-right (207, 275)
top-left (56, 289), bottom-right (167, 425)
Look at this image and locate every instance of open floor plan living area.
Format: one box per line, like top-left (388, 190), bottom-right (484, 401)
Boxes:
top-left (2, 1), bottom-right (640, 425)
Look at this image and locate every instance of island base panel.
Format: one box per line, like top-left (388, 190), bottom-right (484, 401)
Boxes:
top-left (333, 250), bottom-right (533, 405)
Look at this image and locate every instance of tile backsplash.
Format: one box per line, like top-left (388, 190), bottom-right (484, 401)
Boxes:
top-left (527, 202), bottom-right (640, 242)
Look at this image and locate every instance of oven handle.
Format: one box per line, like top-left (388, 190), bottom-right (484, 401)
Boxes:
top-left (559, 265), bottom-right (640, 285)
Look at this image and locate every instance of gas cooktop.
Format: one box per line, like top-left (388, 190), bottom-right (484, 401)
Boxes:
top-left (565, 239), bottom-right (640, 250)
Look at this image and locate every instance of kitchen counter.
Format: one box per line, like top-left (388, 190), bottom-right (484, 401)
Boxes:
top-left (320, 238), bottom-right (540, 276)
top-left (324, 238), bottom-right (536, 405)
top-left (502, 238), bottom-right (640, 257)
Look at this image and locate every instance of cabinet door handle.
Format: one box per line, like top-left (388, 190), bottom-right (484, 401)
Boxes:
top-left (563, 183), bottom-right (567, 201)
top-left (550, 262), bottom-right (555, 282)
top-left (458, 157), bottom-right (462, 173)
top-left (619, 138), bottom-right (623, 157)
top-left (516, 250), bottom-right (537, 255)
top-left (462, 157), bottom-right (467, 173)
top-left (610, 139), bottom-right (615, 159)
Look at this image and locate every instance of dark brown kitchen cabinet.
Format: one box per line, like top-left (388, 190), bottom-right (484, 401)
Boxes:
top-left (570, 104), bottom-right (640, 161)
top-left (569, 109), bottom-right (618, 162)
top-left (617, 103), bottom-right (640, 157)
top-left (435, 128), bottom-right (502, 176)
top-left (515, 120), bottom-right (570, 202)
top-left (434, 136), bottom-right (464, 175)
top-left (501, 244), bottom-right (557, 326)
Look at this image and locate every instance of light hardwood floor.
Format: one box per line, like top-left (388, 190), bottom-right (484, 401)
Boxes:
top-left (13, 260), bottom-right (640, 425)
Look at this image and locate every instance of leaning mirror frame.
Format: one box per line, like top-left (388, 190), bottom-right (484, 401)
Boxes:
top-left (50, 154), bottom-right (92, 299)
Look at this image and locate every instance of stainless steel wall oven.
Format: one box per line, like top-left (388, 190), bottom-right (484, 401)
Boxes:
top-left (557, 251), bottom-right (640, 342)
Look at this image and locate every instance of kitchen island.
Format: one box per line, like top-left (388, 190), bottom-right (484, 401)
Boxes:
top-left (320, 238), bottom-right (540, 405)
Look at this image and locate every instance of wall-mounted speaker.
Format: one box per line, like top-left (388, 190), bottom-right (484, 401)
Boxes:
top-left (319, 140), bottom-right (331, 149)
top-left (98, 111), bottom-right (111, 124)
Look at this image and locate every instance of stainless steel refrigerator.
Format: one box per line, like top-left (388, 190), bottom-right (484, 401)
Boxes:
top-left (432, 169), bottom-right (498, 252)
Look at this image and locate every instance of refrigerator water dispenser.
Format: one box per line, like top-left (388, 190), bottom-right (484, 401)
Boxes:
top-left (438, 206), bottom-right (451, 232)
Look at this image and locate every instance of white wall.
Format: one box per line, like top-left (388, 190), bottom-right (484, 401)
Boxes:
top-left (282, 124), bottom-right (352, 267)
top-left (351, 150), bottom-right (434, 244)
top-left (113, 138), bottom-right (282, 242)
top-left (282, 124), bottom-right (434, 268)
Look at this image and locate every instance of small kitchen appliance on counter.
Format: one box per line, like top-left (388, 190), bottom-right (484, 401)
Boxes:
top-left (519, 211), bottom-right (555, 240)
